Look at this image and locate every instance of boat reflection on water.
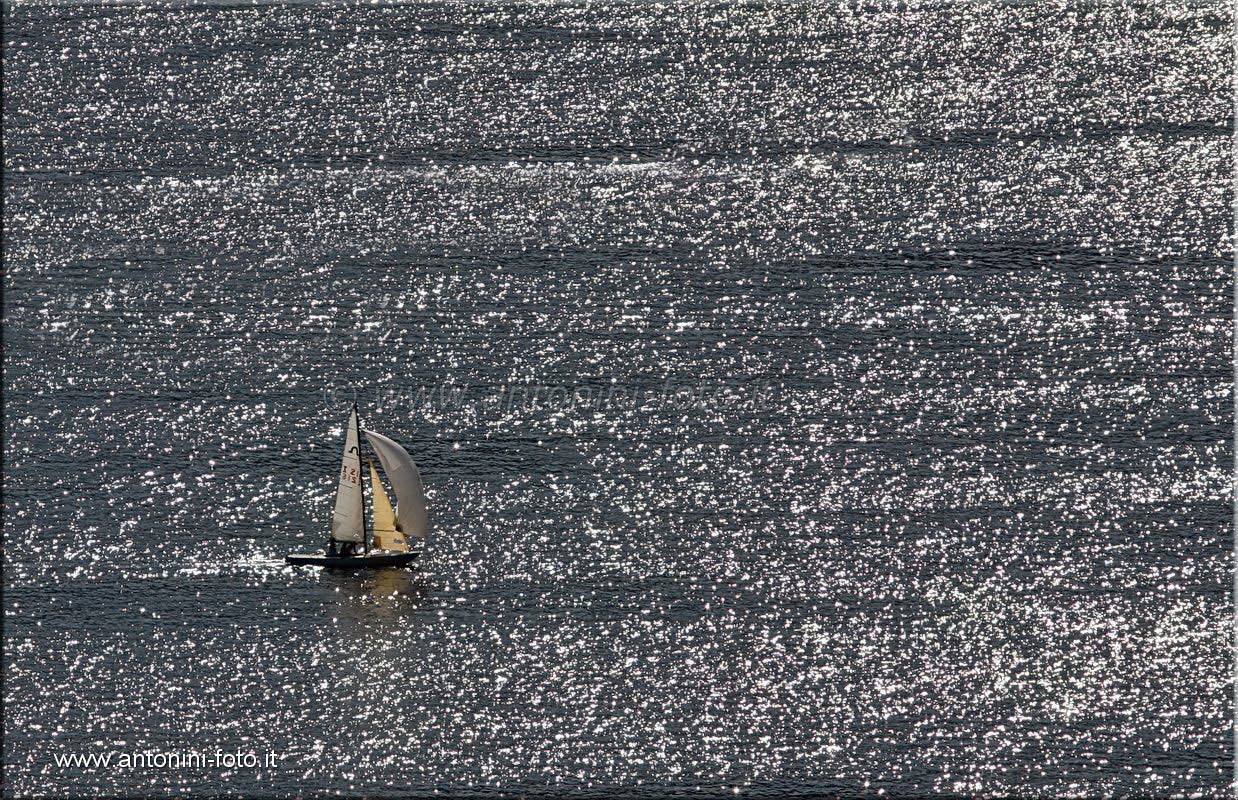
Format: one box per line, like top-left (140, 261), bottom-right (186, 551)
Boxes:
top-left (325, 567), bottom-right (429, 619)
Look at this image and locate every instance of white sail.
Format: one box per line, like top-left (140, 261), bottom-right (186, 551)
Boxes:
top-left (362, 429), bottom-right (428, 540)
top-left (331, 407), bottom-right (365, 543)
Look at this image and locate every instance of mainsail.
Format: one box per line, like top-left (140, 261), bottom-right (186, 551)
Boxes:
top-left (369, 462), bottom-right (409, 552)
top-left (330, 406), bottom-right (366, 543)
top-left (363, 429), bottom-right (428, 540)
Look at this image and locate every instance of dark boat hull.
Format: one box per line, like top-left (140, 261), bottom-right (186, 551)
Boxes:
top-left (285, 551), bottom-right (420, 569)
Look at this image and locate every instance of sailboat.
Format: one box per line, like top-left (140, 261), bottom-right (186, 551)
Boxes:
top-left (286, 404), bottom-right (426, 568)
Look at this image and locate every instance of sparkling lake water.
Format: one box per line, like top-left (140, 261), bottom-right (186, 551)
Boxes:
top-left (2, 2), bottom-right (1233, 796)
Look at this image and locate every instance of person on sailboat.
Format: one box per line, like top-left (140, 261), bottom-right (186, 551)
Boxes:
top-left (327, 538), bottom-right (359, 558)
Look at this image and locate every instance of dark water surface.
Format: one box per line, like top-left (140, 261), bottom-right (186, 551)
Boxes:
top-left (3, 2), bottom-right (1233, 796)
